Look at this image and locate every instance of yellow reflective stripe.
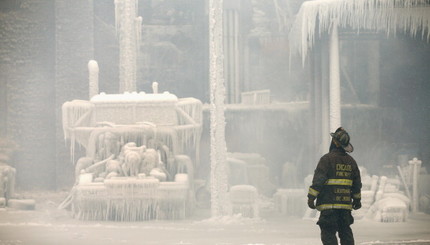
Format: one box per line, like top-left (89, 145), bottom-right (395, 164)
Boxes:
top-left (325, 179), bottom-right (353, 186)
top-left (353, 193), bottom-right (361, 199)
top-left (316, 204), bottom-right (352, 211)
top-left (308, 187), bottom-right (319, 197)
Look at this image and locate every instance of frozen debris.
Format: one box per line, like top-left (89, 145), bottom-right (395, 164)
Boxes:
top-left (353, 172), bottom-right (378, 219)
top-left (273, 188), bottom-right (306, 216)
top-left (227, 153), bottom-right (277, 196)
top-left (0, 164), bottom-right (17, 200)
top-left (367, 196), bottom-right (409, 222)
top-left (229, 185), bottom-right (259, 218)
top-left (360, 174), bottom-right (411, 222)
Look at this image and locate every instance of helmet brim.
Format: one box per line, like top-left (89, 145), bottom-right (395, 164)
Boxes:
top-left (330, 132), bottom-right (354, 153)
top-left (343, 143), bottom-right (354, 153)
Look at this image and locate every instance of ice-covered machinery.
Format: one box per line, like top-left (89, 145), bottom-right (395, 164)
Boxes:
top-left (61, 91), bottom-right (202, 220)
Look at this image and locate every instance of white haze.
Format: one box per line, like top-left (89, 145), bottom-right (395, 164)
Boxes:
top-left (0, 0), bottom-right (430, 244)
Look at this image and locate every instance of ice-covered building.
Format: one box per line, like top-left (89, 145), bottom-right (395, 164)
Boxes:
top-left (0, 1), bottom-right (429, 219)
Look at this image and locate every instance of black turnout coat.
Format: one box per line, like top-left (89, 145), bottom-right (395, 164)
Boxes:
top-left (308, 147), bottom-right (362, 211)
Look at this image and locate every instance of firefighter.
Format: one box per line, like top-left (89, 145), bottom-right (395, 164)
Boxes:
top-left (308, 127), bottom-right (362, 245)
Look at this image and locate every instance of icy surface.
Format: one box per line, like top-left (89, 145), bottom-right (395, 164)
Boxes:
top-left (0, 191), bottom-right (430, 245)
top-left (90, 92), bottom-right (178, 102)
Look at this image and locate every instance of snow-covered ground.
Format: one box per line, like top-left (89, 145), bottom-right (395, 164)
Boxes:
top-left (0, 191), bottom-right (429, 245)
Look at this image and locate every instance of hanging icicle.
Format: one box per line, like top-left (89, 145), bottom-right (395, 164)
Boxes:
top-left (289, 0), bottom-right (430, 65)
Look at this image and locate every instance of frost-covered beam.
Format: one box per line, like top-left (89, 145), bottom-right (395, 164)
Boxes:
top-left (209, 0), bottom-right (229, 217)
top-left (289, 0), bottom-right (430, 64)
top-left (115, 0), bottom-right (141, 93)
top-left (329, 23), bottom-right (341, 132)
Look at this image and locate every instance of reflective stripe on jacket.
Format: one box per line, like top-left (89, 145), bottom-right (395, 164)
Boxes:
top-left (308, 148), bottom-right (362, 211)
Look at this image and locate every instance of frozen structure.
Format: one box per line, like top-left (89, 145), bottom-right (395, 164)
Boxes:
top-left (59, 0), bottom-right (203, 220)
top-left (0, 139), bottom-right (16, 207)
top-left (0, 164), bottom-right (15, 208)
top-left (288, 0), bottom-right (430, 150)
top-left (209, 0), bottom-right (229, 217)
top-left (0, 139), bottom-right (36, 210)
top-left (227, 152), bottom-right (276, 196)
top-left (289, 0), bottom-right (430, 63)
top-left (273, 188), bottom-right (306, 217)
top-left (224, 153), bottom-right (278, 218)
top-left (364, 175), bottom-right (410, 222)
top-left (61, 89), bottom-right (202, 220)
top-left (228, 185), bottom-right (259, 218)
top-left (345, 167), bottom-right (412, 222)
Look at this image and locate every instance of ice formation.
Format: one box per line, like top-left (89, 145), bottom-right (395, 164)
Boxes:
top-left (229, 185), bottom-right (259, 218)
top-left (329, 22), bottom-right (341, 132)
top-left (289, 0), bottom-right (430, 64)
top-left (62, 93), bottom-right (202, 160)
top-left (359, 172), bottom-right (411, 222)
top-left (58, 0), bottom-right (206, 220)
top-left (88, 60), bottom-right (99, 99)
top-left (273, 188), bottom-right (306, 216)
top-left (61, 90), bottom-right (202, 220)
top-left (209, 0), bottom-right (229, 217)
top-left (0, 139), bottom-right (17, 203)
top-left (114, 0), bottom-right (141, 93)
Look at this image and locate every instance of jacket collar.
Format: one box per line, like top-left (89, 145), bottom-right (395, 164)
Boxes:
top-left (330, 147), bottom-right (347, 155)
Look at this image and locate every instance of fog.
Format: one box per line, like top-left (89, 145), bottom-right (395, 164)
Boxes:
top-left (0, 0), bottom-right (430, 244)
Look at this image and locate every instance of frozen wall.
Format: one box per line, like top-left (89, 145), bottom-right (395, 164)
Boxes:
top-left (0, 0), bottom-right (57, 189)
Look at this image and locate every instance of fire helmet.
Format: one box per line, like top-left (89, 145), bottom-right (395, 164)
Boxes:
top-left (330, 127), bottom-right (354, 153)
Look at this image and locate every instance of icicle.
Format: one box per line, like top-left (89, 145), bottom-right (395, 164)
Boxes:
top-left (289, 0), bottom-right (430, 64)
top-left (104, 178), bottom-right (159, 221)
top-left (62, 100), bottom-right (95, 162)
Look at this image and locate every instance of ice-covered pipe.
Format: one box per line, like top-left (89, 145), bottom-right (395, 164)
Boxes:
top-left (209, 0), bottom-right (229, 217)
top-left (152, 81), bottom-right (158, 94)
top-left (409, 157), bottom-right (422, 212)
top-left (115, 0), bottom-right (139, 93)
top-left (88, 60), bottom-right (99, 99)
top-left (329, 21), bottom-right (341, 132)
